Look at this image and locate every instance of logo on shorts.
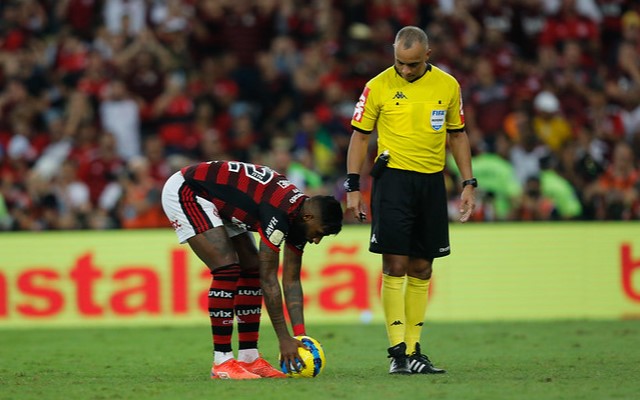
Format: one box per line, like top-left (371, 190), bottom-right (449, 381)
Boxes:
top-left (171, 219), bottom-right (181, 230)
top-left (430, 110), bottom-right (446, 131)
top-left (370, 234), bottom-right (377, 244)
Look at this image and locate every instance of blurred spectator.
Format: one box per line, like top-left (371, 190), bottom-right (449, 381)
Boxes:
top-left (99, 79), bottom-right (141, 160)
top-left (49, 159), bottom-right (92, 229)
top-left (80, 132), bottom-right (125, 207)
top-left (55, 0), bottom-right (101, 40)
top-left (513, 175), bottom-right (556, 221)
top-left (583, 141), bottom-right (639, 219)
top-left (464, 58), bottom-right (513, 152)
top-left (117, 155), bottom-right (166, 229)
top-left (103, 0), bottom-right (147, 37)
top-left (268, 139), bottom-right (324, 196)
top-left (509, 123), bottom-right (550, 186)
top-left (449, 134), bottom-right (522, 221)
top-left (539, 154), bottom-right (583, 219)
top-left (152, 72), bottom-right (195, 155)
top-left (532, 90), bottom-right (573, 154)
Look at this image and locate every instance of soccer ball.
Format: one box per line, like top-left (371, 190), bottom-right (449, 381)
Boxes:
top-left (279, 335), bottom-right (326, 378)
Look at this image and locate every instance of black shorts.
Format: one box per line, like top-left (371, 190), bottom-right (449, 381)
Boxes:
top-left (369, 168), bottom-right (450, 259)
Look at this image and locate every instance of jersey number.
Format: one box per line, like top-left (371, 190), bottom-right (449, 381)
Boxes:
top-left (228, 162), bottom-right (275, 184)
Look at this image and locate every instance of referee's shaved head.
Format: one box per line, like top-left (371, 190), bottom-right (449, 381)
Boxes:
top-left (394, 26), bottom-right (429, 50)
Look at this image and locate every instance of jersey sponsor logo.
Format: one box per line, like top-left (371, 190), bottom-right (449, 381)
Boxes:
top-left (265, 216), bottom-right (279, 237)
top-left (209, 289), bottom-right (234, 298)
top-left (269, 229), bottom-right (285, 246)
top-left (237, 289), bottom-right (262, 296)
top-left (392, 91), bottom-right (407, 99)
top-left (209, 310), bottom-right (233, 318)
top-left (236, 308), bottom-right (262, 316)
top-left (353, 86), bottom-right (370, 122)
top-left (290, 192), bottom-right (304, 204)
top-left (430, 110), bottom-right (446, 131)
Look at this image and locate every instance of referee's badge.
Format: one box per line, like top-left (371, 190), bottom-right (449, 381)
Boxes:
top-left (430, 110), bottom-right (446, 131)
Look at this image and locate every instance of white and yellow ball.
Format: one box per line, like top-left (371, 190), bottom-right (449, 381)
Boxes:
top-left (279, 335), bottom-right (326, 378)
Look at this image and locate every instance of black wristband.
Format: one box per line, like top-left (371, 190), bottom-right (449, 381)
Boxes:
top-left (344, 174), bottom-right (361, 192)
top-left (462, 178), bottom-right (478, 188)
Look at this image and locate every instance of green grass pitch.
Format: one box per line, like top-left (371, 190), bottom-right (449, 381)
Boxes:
top-left (1, 320), bottom-right (639, 400)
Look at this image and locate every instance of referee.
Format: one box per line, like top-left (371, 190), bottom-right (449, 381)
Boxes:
top-left (344, 26), bottom-right (477, 375)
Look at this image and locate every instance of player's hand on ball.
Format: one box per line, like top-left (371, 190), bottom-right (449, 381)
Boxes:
top-left (279, 336), bottom-right (307, 373)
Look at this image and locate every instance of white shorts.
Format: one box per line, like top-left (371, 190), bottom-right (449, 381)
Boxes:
top-left (161, 171), bottom-right (247, 243)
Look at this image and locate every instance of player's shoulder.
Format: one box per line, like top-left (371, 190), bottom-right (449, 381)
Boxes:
top-left (367, 66), bottom-right (397, 89)
top-left (428, 64), bottom-right (460, 87)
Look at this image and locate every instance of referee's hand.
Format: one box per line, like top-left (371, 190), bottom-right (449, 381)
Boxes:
top-left (459, 186), bottom-right (476, 223)
top-left (346, 191), bottom-right (367, 222)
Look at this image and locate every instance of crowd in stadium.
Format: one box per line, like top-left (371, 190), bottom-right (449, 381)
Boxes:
top-left (0, 0), bottom-right (639, 231)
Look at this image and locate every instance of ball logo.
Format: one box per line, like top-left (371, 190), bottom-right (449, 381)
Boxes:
top-left (352, 87), bottom-right (370, 123)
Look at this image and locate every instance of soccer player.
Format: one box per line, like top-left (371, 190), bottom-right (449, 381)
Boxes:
top-left (344, 26), bottom-right (476, 374)
top-left (161, 160), bottom-right (343, 379)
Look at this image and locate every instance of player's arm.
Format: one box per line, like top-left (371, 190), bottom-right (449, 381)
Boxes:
top-left (448, 130), bottom-right (476, 222)
top-left (258, 240), bottom-right (305, 370)
top-left (345, 130), bottom-right (370, 221)
top-left (282, 244), bottom-right (305, 335)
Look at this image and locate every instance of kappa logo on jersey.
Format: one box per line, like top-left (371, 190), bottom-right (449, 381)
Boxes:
top-left (430, 109), bottom-right (446, 131)
top-left (171, 219), bottom-right (181, 230)
top-left (353, 87), bottom-right (370, 122)
top-left (393, 91), bottom-right (407, 99)
top-left (277, 179), bottom-right (292, 188)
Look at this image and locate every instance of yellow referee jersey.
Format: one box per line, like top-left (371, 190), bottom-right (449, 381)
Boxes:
top-left (351, 64), bottom-right (465, 174)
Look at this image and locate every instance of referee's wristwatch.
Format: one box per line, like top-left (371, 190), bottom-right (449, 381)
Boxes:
top-left (462, 178), bottom-right (478, 188)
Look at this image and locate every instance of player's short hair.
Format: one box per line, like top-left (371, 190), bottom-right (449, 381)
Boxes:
top-left (395, 26), bottom-right (429, 50)
top-left (312, 195), bottom-right (343, 236)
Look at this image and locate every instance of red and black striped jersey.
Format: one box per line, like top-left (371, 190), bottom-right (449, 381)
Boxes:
top-left (181, 161), bottom-right (308, 252)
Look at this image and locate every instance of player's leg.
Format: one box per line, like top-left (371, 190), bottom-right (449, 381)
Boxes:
top-left (187, 228), bottom-right (259, 379)
top-left (370, 168), bottom-right (413, 374)
top-left (404, 257), bottom-right (432, 355)
top-left (381, 254), bottom-right (411, 374)
top-left (404, 171), bottom-right (448, 374)
top-left (230, 231), bottom-right (286, 378)
top-left (161, 172), bottom-right (259, 379)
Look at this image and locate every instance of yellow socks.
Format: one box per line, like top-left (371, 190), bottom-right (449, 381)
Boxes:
top-left (404, 276), bottom-right (430, 354)
top-left (382, 274), bottom-right (406, 346)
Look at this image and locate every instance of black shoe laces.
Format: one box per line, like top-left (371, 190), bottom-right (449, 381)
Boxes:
top-left (411, 351), bottom-right (433, 365)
